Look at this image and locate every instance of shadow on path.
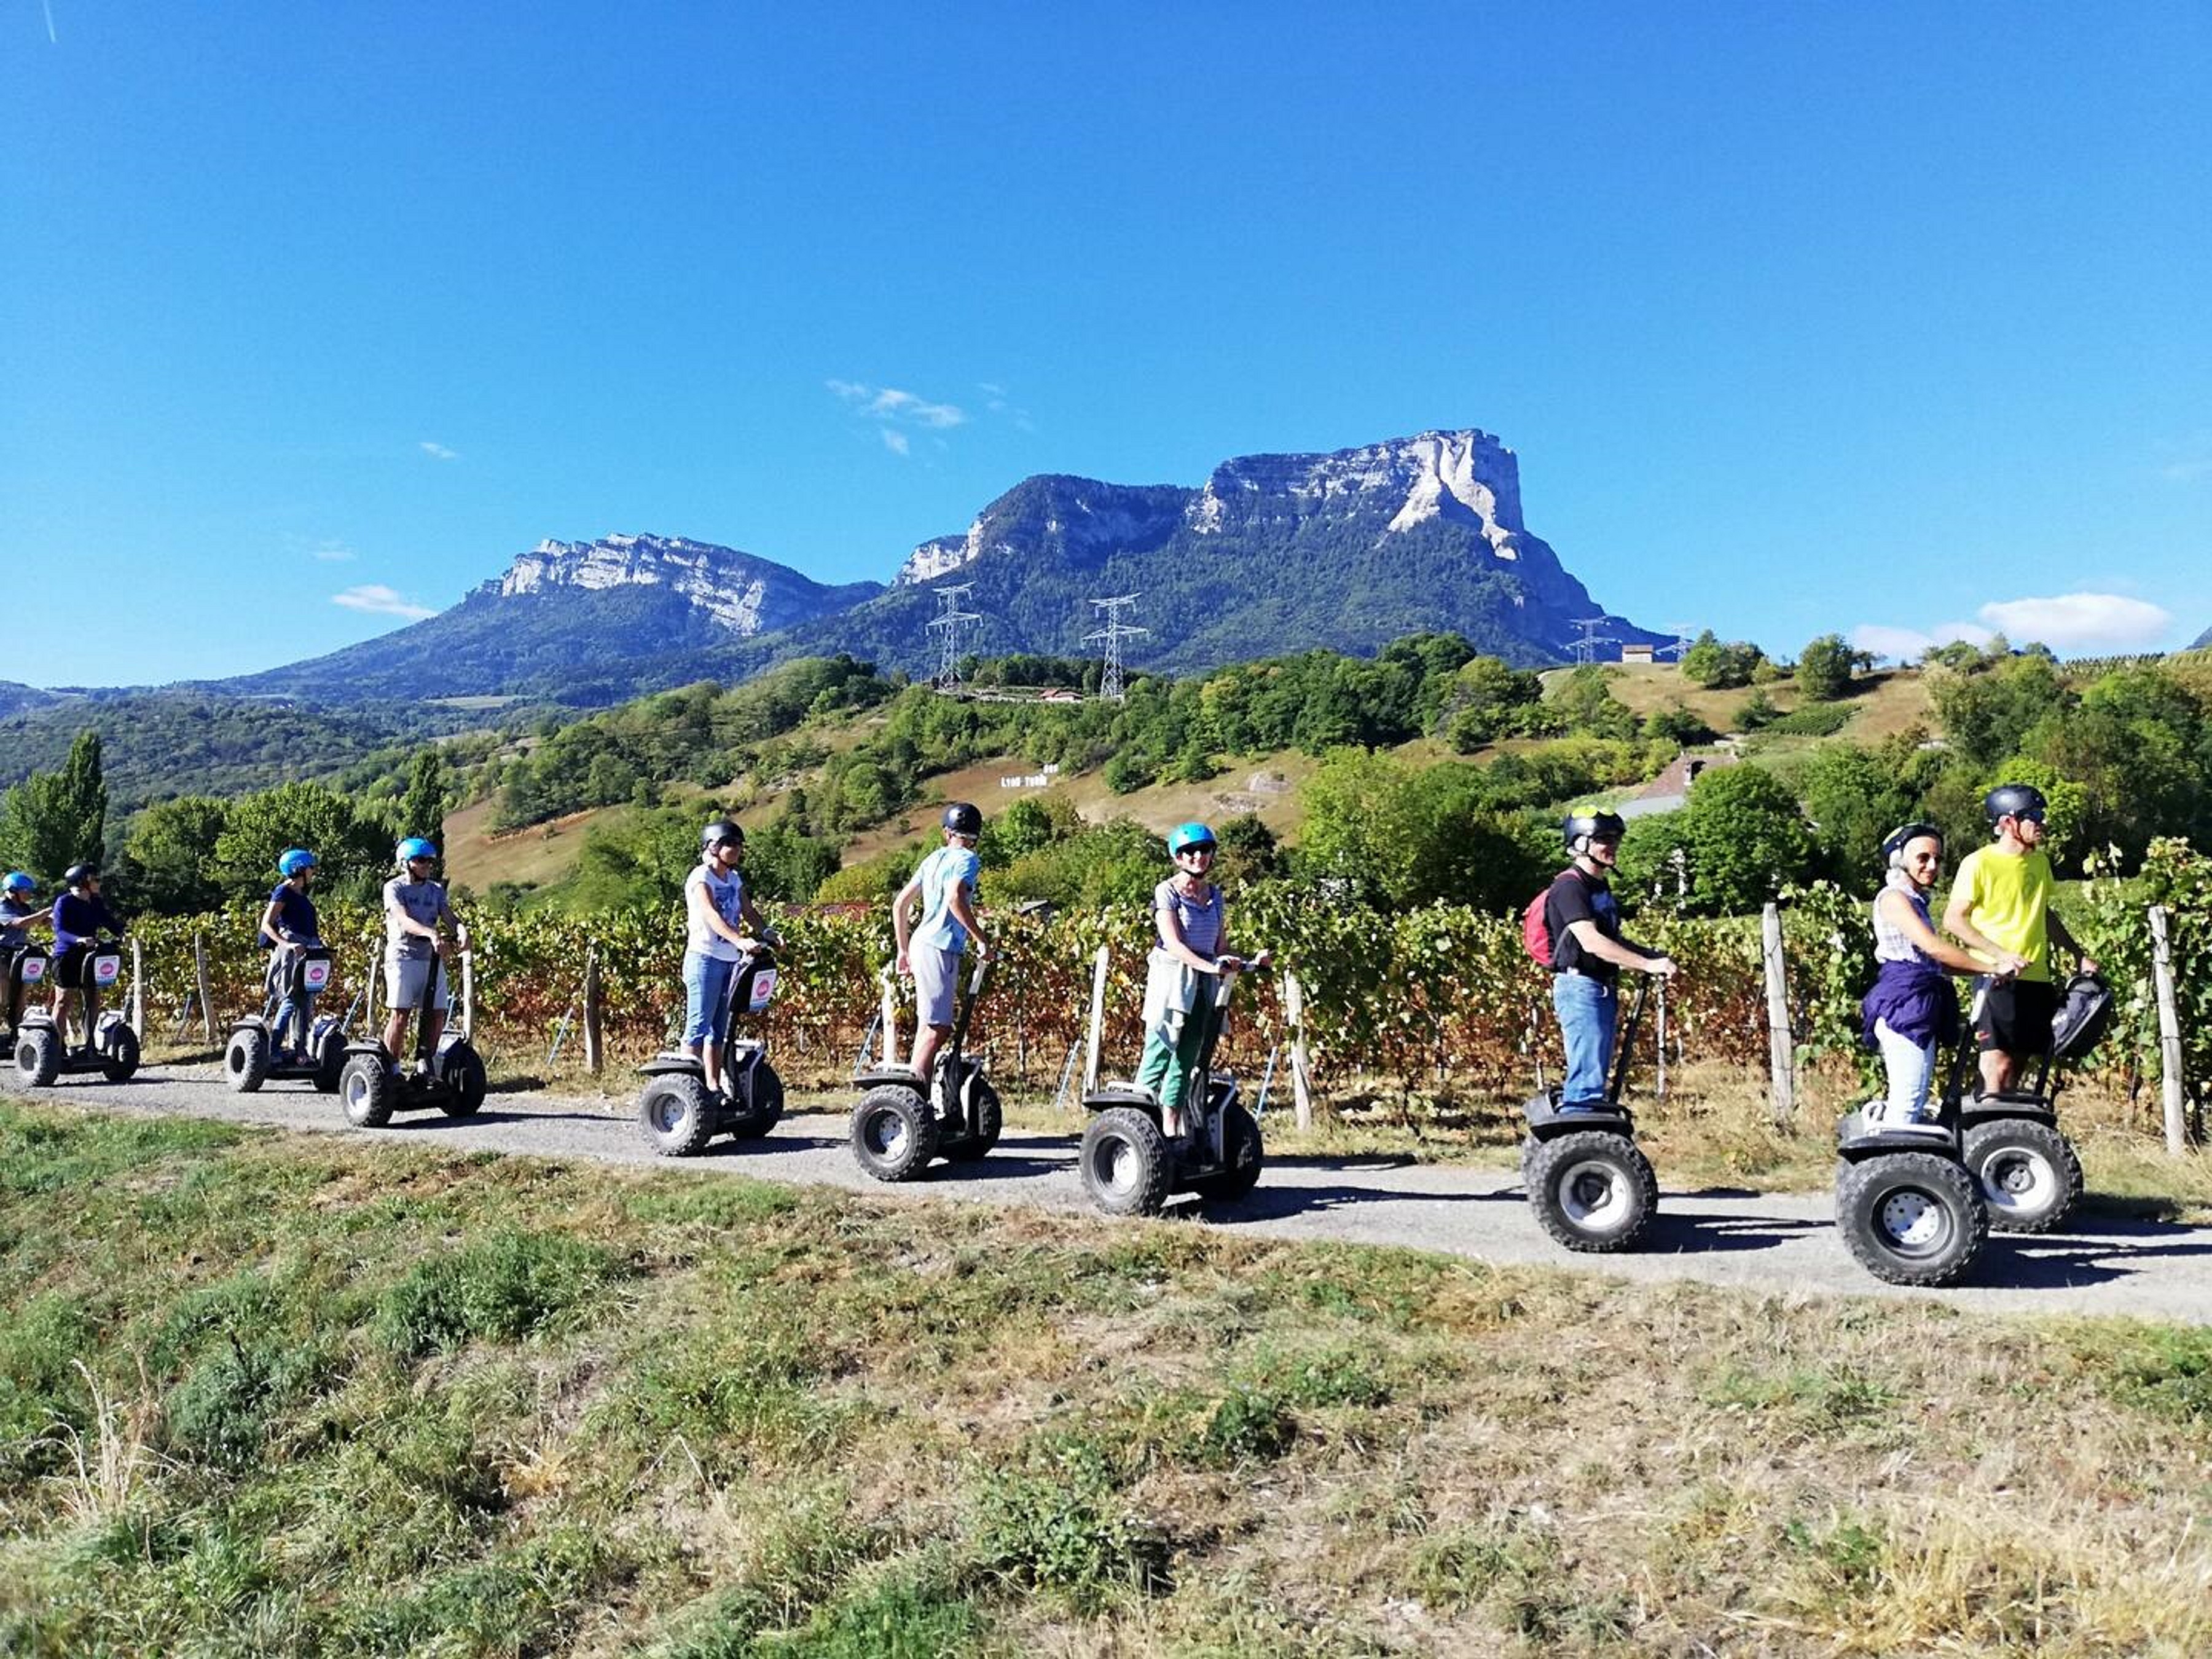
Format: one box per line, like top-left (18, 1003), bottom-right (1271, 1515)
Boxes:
top-left (1645, 1210), bottom-right (1829, 1254)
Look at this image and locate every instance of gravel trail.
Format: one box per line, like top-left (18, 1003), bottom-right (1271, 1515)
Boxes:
top-left (22, 1065), bottom-right (2212, 1324)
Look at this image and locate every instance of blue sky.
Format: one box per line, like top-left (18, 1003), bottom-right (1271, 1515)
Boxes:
top-left (3, 2), bottom-right (2207, 686)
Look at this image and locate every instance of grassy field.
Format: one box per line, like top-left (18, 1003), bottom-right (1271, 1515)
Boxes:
top-left (6, 1101), bottom-right (2210, 1656)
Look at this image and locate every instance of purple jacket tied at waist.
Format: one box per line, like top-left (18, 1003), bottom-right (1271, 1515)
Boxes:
top-left (1861, 957), bottom-right (1958, 1050)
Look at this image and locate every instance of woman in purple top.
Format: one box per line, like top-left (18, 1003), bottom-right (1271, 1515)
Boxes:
top-left (1861, 823), bottom-right (2022, 1130)
top-left (48, 864), bottom-right (122, 1026)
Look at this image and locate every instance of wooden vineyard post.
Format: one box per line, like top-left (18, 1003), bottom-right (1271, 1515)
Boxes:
top-left (1083, 945), bottom-right (1108, 1093)
top-left (582, 946), bottom-right (603, 1075)
top-left (2149, 905), bottom-right (2190, 1155)
top-left (1655, 975), bottom-right (1668, 1100)
top-left (1760, 903), bottom-right (1795, 1126)
top-left (1284, 970), bottom-right (1314, 1132)
top-left (194, 932), bottom-right (215, 1041)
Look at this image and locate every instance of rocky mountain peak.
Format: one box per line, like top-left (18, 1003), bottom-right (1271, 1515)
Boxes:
top-left (487, 533), bottom-right (807, 635)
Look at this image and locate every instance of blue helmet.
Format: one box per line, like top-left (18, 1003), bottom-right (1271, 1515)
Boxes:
top-left (1168, 822), bottom-right (1217, 855)
top-left (2, 871), bottom-right (33, 895)
top-left (396, 837), bottom-right (439, 863)
top-left (277, 848), bottom-right (317, 877)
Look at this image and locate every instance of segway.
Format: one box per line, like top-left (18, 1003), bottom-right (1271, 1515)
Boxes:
top-left (1833, 1002), bottom-right (1988, 1288)
top-left (12, 936), bottom-right (141, 1087)
top-left (1077, 963), bottom-right (1264, 1217)
top-left (335, 946), bottom-right (487, 1126)
top-left (1519, 978), bottom-right (1658, 1252)
top-left (2, 939), bottom-right (50, 1048)
top-left (849, 948), bottom-right (1008, 1181)
top-left (223, 945), bottom-right (348, 1093)
top-left (1955, 970), bottom-right (2109, 1234)
top-left (635, 943), bottom-right (786, 1155)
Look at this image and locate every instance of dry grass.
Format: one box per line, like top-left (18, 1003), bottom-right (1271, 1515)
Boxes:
top-left (4, 1102), bottom-right (2210, 1653)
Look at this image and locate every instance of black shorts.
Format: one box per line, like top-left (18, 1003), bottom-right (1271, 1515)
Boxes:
top-left (1974, 976), bottom-right (2056, 1056)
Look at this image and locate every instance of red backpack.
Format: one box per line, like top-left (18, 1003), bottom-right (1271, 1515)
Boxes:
top-left (1522, 883), bottom-right (1556, 967)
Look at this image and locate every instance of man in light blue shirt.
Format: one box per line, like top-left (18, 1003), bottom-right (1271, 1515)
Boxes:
top-left (893, 802), bottom-right (992, 1082)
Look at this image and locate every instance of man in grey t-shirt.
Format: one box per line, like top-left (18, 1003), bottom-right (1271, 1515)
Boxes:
top-left (382, 837), bottom-right (463, 1066)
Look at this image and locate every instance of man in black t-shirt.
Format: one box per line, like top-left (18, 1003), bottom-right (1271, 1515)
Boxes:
top-left (1546, 810), bottom-right (1676, 1105)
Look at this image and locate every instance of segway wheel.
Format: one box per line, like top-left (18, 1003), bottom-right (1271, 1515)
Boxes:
top-left (225, 1027), bottom-right (271, 1094)
top-left (724, 1061), bottom-right (785, 1139)
top-left (312, 1029), bottom-right (347, 1094)
top-left (1963, 1119), bottom-right (2083, 1234)
top-left (340, 1054), bottom-right (396, 1128)
top-left (14, 1026), bottom-right (60, 1089)
top-left (438, 1043), bottom-right (487, 1118)
top-left (851, 1084), bottom-right (937, 1182)
top-left (1194, 1102), bottom-right (1263, 1203)
top-left (1525, 1131), bottom-right (1658, 1253)
top-left (1081, 1107), bottom-right (1174, 1217)
top-left (99, 1025), bottom-right (141, 1084)
top-left (1835, 1153), bottom-right (1987, 1287)
top-left (638, 1073), bottom-right (716, 1157)
top-left (941, 1078), bottom-right (1004, 1162)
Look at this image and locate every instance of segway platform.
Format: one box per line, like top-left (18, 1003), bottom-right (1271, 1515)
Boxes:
top-left (11, 942), bottom-right (139, 1088)
top-left (635, 947), bottom-right (785, 1156)
top-left (225, 947), bottom-right (345, 1093)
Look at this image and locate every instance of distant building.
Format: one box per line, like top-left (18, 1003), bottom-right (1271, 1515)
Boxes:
top-left (1620, 643), bottom-right (1658, 665)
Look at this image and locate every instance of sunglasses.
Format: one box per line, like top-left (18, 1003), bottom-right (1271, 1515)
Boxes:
top-left (2015, 811), bottom-right (2045, 825)
top-left (1177, 845), bottom-right (1216, 857)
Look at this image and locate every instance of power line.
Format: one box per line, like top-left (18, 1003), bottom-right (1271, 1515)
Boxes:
top-left (1083, 594), bottom-right (1148, 702)
top-left (1569, 616), bottom-right (1616, 667)
top-left (925, 584), bottom-right (981, 691)
top-left (1658, 623), bottom-right (1695, 661)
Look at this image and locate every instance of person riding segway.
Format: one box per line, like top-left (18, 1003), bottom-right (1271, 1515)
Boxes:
top-left (224, 849), bottom-right (347, 1092)
top-left (635, 820), bottom-right (786, 1155)
top-left (1076, 822), bottom-right (1271, 1216)
top-left (12, 865), bottom-right (140, 1087)
top-left (1518, 809), bottom-right (1676, 1252)
top-left (335, 839), bottom-right (487, 1126)
top-left (1832, 823), bottom-right (2000, 1286)
top-left (2, 871), bottom-right (53, 1044)
top-left (1942, 782), bottom-right (2101, 1231)
top-left (850, 802), bottom-right (1011, 1180)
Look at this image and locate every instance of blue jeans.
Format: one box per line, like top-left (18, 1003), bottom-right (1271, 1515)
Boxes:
top-left (1551, 973), bottom-right (1618, 1105)
top-left (683, 952), bottom-right (737, 1045)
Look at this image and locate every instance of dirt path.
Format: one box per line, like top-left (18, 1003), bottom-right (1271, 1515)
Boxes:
top-left (24, 1066), bottom-right (2212, 1324)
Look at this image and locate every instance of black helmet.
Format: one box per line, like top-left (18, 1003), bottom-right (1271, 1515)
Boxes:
top-left (942, 802), bottom-right (983, 837)
top-left (1563, 809), bottom-right (1626, 851)
top-left (63, 863), bottom-right (98, 888)
top-left (1880, 822), bottom-right (1944, 868)
top-left (701, 818), bottom-right (745, 850)
top-left (1983, 783), bottom-right (2048, 827)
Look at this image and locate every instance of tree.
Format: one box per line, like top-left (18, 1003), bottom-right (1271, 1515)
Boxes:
top-left (1792, 744), bottom-right (1919, 891)
top-left (0, 731), bottom-right (108, 880)
top-left (1680, 631), bottom-right (1767, 691)
top-left (1295, 751), bottom-right (1543, 911)
top-left (211, 781), bottom-right (394, 907)
top-left (119, 796), bottom-right (232, 914)
top-left (399, 748), bottom-right (453, 849)
top-left (1795, 633), bottom-right (1873, 702)
top-left (1665, 765), bottom-right (1818, 914)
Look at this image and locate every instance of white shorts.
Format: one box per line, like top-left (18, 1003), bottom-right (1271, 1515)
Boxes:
top-left (385, 955), bottom-right (453, 1013)
top-left (910, 945), bottom-right (963, 1029)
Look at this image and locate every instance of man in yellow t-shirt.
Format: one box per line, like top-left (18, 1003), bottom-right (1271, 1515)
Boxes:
top-left (1943, 782), bottom-right (2096, 1096)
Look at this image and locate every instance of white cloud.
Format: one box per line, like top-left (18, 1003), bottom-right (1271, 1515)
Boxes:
top-left (880, 428), bottom-right (911, 457)
top-left (418, 440), bottom-right (458, 461)
top-left (333, 584), bottom-right (436, 621)
top-left (826, 378), bottom-right (968, 433)
top-left (1975, 592), bottom-right (2171, 650)
top-left (311, 543), bottom-right (355, 563)
top-left (1853, 591), bottom-right (2171, 660)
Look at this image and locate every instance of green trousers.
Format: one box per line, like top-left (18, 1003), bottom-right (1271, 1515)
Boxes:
top-left (1137, 1014), bottom-right (1209, 1114)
